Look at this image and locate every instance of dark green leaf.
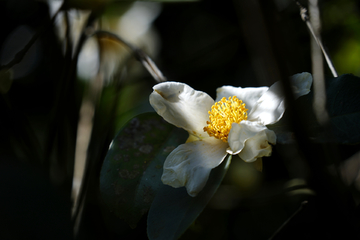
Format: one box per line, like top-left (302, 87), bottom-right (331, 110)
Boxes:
top-left (269, 74), bottom-right (360, 144)
top-left (99, 112), bottom-right (188, 228)
top-left (325, 74), bottom-right (360, 144)
top-left (147, 155), bottom-right (232, 240)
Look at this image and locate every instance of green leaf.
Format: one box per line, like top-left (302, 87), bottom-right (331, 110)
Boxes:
top-left (147, 155), bottom-right (232, 240)
top-left (99, 112), bottom-right (188, 228)
top-left (269, 74), bottom-right (360, 144)
top-left (325, 74), bottom-right (360, 144)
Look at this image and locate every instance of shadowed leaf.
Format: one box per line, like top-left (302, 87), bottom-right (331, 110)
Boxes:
top-left (147, 155), bottom-right (232, 240)
top-left (100, 112), bottom-right (188, 228)
top-left (326, 74), bottom-right (360, 144)
top-left (269, 74), bottom-right (360, 144)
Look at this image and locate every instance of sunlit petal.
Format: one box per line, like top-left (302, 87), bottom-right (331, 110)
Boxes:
top-left (150, 82), bottom-right (214, 138)
top-left (227, 121), bottom-right (276, 155)
top-left (150, 73), bottom-right (312, 197)
top-left (247, 81), bottom-right (285, 125)
top-left (248, 72), bottom-right (312, 125)
top-left (227, 121), bottom-right (276, 162)
top-left (215, 86), bottom-right (269, 113)
top-left (238, 133), bottom-right (276, 163)
top-left (161, 137), bottom-right (228, 197)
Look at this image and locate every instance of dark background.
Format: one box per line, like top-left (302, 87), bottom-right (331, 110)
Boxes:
top-left (0, 0), bottom-right (360, 239)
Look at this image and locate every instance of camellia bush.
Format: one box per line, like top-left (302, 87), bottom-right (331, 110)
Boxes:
top-left (1, 0), bottom-right (360, 240)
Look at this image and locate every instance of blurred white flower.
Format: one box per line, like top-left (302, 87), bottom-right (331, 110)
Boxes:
top-left (77, 1), bottom-right (161, 82)
top-left (149, 72), bottom-right (313, 197)
top-left (45, 0), bottom-right (161, 82)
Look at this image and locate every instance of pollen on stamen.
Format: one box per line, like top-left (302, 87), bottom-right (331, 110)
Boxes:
top-left (203, 96), bottom-right (248, 142)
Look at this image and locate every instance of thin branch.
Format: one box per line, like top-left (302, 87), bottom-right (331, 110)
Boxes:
top-left (294, 0), bottom-right (338, 77)
top-left (294, 0), bottom-right (330, 125)
top-left (0, 4), bottom-right (63, 70)
top-left (268, 201), bottom-right (308, 240)
top-left (71, 76), bottom-right (101, 212)
top-left (93, 30), bottom-right (167, 82)
top-left (69, 12), bottom-right (100, 237)
top-left (308, 0), bottom-right (330, 125)
top-left (71, 29), bottom-right (166, 236)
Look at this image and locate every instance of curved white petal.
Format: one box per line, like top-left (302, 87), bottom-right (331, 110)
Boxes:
top-left (248, 72), bottom-right (313, 125)
top-left (161, 137), bottom-right (228, 197)
top-left (290, 72), bottom-right (313, 98)
top-left (149, 82), bottom-right (214, 138)
top-left (247, 81), bottom-right (285, 125)
top-left (238, 132), bottom-right (275, 162)
top-left (215, 86), bottom-right (269, 113)
top-left (227, 121), bottom-right (276, 162)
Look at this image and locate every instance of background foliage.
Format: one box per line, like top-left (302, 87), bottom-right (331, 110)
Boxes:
top-left (0, 0), bottom-right (360, 239)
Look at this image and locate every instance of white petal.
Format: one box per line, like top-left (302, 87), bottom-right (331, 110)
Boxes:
top-left (215, 86), bottom-right (269, 113)
top-left (227, 121), bottom-right (276, 162)
top-left (247, 81), bottom-right (285, 125)
top-left (290, 72), bottom-right (313, 98)
top-left (248, 72), bottom-right (313, 125)
top-left (149, 82), bottom-right (214, 138)
top-left (161, 137), bottom-right (228, 197)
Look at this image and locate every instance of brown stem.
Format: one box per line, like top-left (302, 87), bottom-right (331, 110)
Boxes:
top-left (293, 0), bottom-right (338, 77)
top-left (93, 30), bottom-right (167, 83)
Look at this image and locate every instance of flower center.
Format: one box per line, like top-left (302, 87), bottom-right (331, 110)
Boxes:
top-left (203, 96), bottom-right (248, 142)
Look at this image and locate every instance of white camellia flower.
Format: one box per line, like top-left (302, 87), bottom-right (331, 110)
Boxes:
top-left (149, 72), bottom-right (313, 197)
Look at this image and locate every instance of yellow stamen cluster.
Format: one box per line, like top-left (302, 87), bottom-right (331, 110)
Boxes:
top-left (203, 96), bottom-right (248, 142)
